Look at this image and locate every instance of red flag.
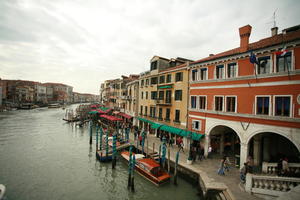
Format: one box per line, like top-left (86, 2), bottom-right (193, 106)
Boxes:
top-left (275, 46), bottom-right (287, 56)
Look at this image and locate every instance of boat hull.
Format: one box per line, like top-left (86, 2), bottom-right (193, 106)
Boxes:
top-left (96, 151), bottom-right (112, 162)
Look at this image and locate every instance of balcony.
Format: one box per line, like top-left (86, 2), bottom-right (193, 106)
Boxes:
top-left (173, 120), bottom-right (181, 124)
top-left (164, 118), bottom-right (170, 122)
top-left (155, 99), bottom-right (172, 106)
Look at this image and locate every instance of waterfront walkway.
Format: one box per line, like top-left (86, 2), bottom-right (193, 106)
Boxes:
top-left (129, 133), bottom-right (261, 200)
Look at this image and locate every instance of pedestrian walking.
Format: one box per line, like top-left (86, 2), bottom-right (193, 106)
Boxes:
top-left (240, 162), bottom-right (248, 183)
top-left (224, 156), bottom-right (231, 172)
top-left (169, 136), bottom-right (174, 147)
top-left (217, 156), bottom-right (226, 175)
top-left (207, 146), bottom-right (212, 158)
top-left (178, 138), bottom-right (184, 153)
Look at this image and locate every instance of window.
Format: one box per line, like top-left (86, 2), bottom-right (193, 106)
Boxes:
top-left (141, 80), bottom-right (144, 86)
top-left (174, 110), bottom-right (180, 122)
top-left (226, 96), bottom-right (236, 112)
top-left (192, 120), bottom-right (201, 131)
top-left (199, 96), bottom-right (206, 110)
top-left (191, 96), bottom-right (197, 109)
top-left (191, 69), bottom-right (198, 81)
top-left (166, 74), bottom-right (172, 83)
top-left (256, 96), bottom-right (270, 115)
top-left (257, 56), bottom-right (271, 74)
top-left (151, 77), bottom-right (158, 85)
top-left (151, 61), bottom-right (158, 71)
top-left (274, 96), bottom-right (291, 117)
top-left (158, 108), bottom-right (163, 120)
top-left (141, 92), bottom-right (143, 99)
top-left (227, 63), bottom-right (237, 78)
top-left (165, 90), bottom-right (172, 103)
top-left (165, 108), bottom-right (170, 121)
top-left (175, 90), bottom-right (182, 101)
top-left (159, 76), bottom-right (165, 84)
top-left (140, 106), bottom-right (143, 115)
top-left (215, 96), bottom-right (223, 111)
top-left (175, 72), bottom-right (183, 82)
top-left (145, 106), bottom-right (148, 116)
top-left (158, 91), bottom-right (164, 100)
top-left (150, 107), bottom-right (156, 117)
top-left (151, 91), bottom-right (157, 100)
top-left (145, 92), bottom-right (148, 99)
top-left (145, 79), bottom-right (149, 86)
top-left (276, 52), bottom-right (292, 72)
top-left (200, 68), bottom-right (207, 80)
top-left (216, 65), bottom-right (224, 79)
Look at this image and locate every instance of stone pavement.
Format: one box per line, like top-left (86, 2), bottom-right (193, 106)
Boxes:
top-left (129, 133), bottom-right (261, 200)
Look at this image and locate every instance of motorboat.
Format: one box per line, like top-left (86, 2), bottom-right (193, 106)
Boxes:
top-left (0, 184), bottom-right (5, 200)
top-left (121, 151), bottom-right (170, 186)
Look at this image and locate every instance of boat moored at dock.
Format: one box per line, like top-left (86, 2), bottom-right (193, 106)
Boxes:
top-left (48, 103), bottom-right (61, 108)
top-left (121, 151), bottom-right (171, 186)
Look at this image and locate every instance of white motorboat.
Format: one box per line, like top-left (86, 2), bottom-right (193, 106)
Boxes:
top-left (0, 184), bottom-right (6, 200)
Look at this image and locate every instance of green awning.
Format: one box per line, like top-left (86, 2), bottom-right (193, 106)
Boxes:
top-left (150, 122), bottom-right (163, 129)
top-left (137, 117), bottom-right (154, 124)
top-left (158, 85), bottom-right (172, 89)
top-left (88, 111), bottom-right (98, 114)
top-left (191, 132), bottom-right (204, 141)
top-left (99, 107), bottom-right (110, 111)
top-left (181, 131), bottom-right (204, 141)
top-left (160, 125), bottom-right (184, 136)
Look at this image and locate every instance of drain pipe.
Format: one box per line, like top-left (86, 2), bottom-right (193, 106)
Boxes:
top-left (186, 62), bottom-right (193, 164)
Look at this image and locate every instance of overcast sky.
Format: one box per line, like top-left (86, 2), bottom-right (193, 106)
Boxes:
top-left (0, 0), bottom-right (299, 94)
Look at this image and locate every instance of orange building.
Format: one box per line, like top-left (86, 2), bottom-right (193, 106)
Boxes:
top-left (188, 25), bottom-right (300, 168)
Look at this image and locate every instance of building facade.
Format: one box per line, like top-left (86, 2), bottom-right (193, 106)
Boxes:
top-left (125, 79), bottom-right (139, 126)
top-left (188, 25), bottom-right (300, 167)
top-left (137, 56), bottom-right (197, 148)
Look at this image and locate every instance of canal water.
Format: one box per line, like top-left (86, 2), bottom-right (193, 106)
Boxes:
top-left (0, 105), bottom-right (200, 200)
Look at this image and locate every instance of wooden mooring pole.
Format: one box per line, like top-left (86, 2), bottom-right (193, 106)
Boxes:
top-left (168, 146), bottom-right (170, 173)
top-left (89, 121), bottom-right (92, 145)
top-left (174, 151), bottom-right (179, 185)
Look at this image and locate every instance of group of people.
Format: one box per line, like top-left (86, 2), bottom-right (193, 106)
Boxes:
top-left (217, 156), bottom-right (231, 176)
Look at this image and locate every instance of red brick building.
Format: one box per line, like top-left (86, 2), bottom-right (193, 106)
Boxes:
top-left (188, 25), bottom-right (300, 168)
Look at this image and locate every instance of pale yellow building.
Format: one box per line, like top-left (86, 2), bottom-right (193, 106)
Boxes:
top-left (137, 56), bottom-right (192, 148)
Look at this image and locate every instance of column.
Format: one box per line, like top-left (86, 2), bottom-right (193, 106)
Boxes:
top-left (220, 133), bottom-right (224, 155)
top-left (240, 142), bottom-right (249, 169)
top-left (204, 135), bottom-right (210, 158)
top-left (262, 136), bottom-right (270, 162)
top-left (253, 136), bottom-right (262, 166)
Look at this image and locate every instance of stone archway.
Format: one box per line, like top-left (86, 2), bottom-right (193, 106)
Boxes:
top-left (208, 125), bottom-right (242, 159)
top-left (247, 132), bottom-right (300, 172)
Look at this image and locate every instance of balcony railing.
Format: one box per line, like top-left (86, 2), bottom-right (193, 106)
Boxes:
top-left (245, 173), bottom-right (300, 198)
top-left (262, 162), bottom-right (300, 175)
top-left (155, 99), bottom-right (172, 105)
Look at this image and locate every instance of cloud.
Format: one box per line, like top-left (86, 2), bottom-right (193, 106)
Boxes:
top-left (0, 0), bottom-right (300, 94)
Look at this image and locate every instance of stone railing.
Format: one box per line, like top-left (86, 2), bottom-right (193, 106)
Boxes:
top-left (262, 162), bottom-right (300, 174)
top-left (245, 173), bottom-right (300, 198)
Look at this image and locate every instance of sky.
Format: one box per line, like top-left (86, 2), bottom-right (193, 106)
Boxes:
top-left (0, 0), bottom-right (299, 94)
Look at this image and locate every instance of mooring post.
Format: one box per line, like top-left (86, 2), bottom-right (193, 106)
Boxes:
top-left (89, 121), bottom-right (93, 145)
top-left (105, 129), bottom-right (109, 157)
top-left (146, 138), bottom-right (149, 157)
top-left (168, 146), bottom-right (170, 173)
top-left (174, 151), bottom-right (179, 185)
top-left (128, 146), bottom-right (133, 189)
top-left (153, 142), bottom-right (155, 154)
top-left (99, 127), bottom-right (103, 151)
top-left (131, 154), bottom-right (135, 192)
top-left (96, 125), bottom-right (99, 151)
top-left (141, 131), bottom-right (145, 155)
top-left (162, 138), bottom-right (167, 169)
top-left (159, 144), bottom-right (161, 166)
top-left (112, 133), bottom-right (117, 169)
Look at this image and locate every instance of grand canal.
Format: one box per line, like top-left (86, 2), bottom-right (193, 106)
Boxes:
top-left (0, 105), bottom-right (200, 200)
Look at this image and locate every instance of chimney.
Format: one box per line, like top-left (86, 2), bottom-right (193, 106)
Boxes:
top-left (271, 27), bottom-right (278, 36)
top-left (239, 25), bottom-right (252, 52)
